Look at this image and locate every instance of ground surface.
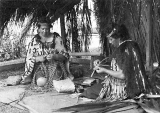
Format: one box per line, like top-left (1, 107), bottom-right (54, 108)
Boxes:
top-left (0, 63), bottom-right (158, 113)
top-left (0, 64), bottom-right (93, 113)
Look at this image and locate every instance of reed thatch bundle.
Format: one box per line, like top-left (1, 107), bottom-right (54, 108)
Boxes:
top-left (93, 0), bottom-right (160, 64)
top-left (0, 0), bottom-right (92, 53)
top-left (2, 0), bottom-right (160, 65)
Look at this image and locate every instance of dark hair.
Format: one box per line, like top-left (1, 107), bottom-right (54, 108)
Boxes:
top-left (37, 17), bottom-right (52, 28)
top-left (110, 24), bottom-right (130, 41)
top-left (53, 32), bottom-right (60, 38)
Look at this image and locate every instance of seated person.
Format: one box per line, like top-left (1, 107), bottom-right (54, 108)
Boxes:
top-left (79, 24), bottom-right (157, 101)
top-left (20, 17), bottom-right (73, 86)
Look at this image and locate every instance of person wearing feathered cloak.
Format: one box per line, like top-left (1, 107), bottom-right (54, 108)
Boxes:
top-left (20, 17), bottom-right (74, 86)
top-left (79, 24), bottom-right (156, 101)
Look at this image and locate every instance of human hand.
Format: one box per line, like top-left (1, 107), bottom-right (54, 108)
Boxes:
top-left (93, 59), bottom-right (100, 67)
top-left (35, 56), bottom-right (46, 62)
top-left (46, 54), bottom-right (54, 61)
top-left (93, 66), bottom-right (106, 74)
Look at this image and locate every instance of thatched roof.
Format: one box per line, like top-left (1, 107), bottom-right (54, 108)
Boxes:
top-left (0, 0), bottom-right (81, 30)
top-left (0, 0), bottom-right (92, 53)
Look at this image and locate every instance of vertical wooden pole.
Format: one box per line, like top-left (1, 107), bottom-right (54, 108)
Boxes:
top-left (60, 15), bottom-right (65, 41)
top-left (146, 0), bottom-right (153, 75)
top-left (0, 2), bottom-right (2, 45)
top-left (60, 14), bottom-right (66, 48)
top-left (111, 0), bottom-right (113, 18)
top-left (71, 10), bottom-right (74, 52)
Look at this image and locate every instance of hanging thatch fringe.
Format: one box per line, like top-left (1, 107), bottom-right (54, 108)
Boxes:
top-left (93, 0), bottom-right (160, 64)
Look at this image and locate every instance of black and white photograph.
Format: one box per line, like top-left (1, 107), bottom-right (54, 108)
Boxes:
top-left (0, 0), bottom-right (160, 113)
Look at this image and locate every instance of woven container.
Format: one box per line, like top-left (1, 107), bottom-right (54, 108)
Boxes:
top-left (6, 75), bottom-right (22, 86)
top-left (53, 78), bottom-right (75, 93)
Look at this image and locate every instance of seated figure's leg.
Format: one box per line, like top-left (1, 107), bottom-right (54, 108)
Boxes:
top-left (52, 63), bottom-right (63, 80)
top-left (21, 57), bottom-right (36, 85)
top-left (29, 62), bottom-right (47, 88)
top-left (65, 60), bottom-right (74, 80)
top-left (34, 63), bottom-right (46, 81)
top-left (54, 35), bottom-right (74, 80)
top-left (31, 62), bottom-right (56, 88)
top-left (79, 81), bottom-right (103, 99)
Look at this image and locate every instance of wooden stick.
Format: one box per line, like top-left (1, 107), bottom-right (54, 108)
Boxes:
top-left (90, 57), bottom-right (110, 78)
top-left (91, 70), bottom-right (96, 77)
top-left (99, 64), bottom-right (110, 67)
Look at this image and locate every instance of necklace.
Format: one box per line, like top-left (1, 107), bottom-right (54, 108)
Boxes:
top-left (119, 40), bottom-right (132, 47)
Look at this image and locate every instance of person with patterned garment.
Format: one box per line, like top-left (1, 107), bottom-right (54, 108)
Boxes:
top-left (79, 24), bottom-right (157, 101)
top-left (20, 17), bottom-right (74, 85)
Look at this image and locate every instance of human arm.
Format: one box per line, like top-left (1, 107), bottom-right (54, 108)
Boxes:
top-left (93, 66), bottom-right (125, 79)
top-left (53, 34), bottom-right (73, 79)
top-left (26, 43), bottom-right (46, 63)
top-left (54, 36), bottom-right (68, 55)
top-left (46, 35), bottom-right (69, 61)
top-left (114, 41), bottom-right (155, 97)
top-left (34, 55), bottom-right (46, 62)
top-left (24, 38), bottom-right (37, 76)
top-left (24, 37), bottom-right (47, 76)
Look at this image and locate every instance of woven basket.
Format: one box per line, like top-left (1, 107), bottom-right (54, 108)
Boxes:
top-left (53, 78), bottom-right (75, 93)
top-left (6, 75), bottom-right (22, 86)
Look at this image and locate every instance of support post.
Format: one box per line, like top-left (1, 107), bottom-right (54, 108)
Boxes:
top-left (60, 14), bottom-right (66, 48)
top-left (60, 15), bottom-right (65, 41)
top-left (146, 0), bottom-right (153, 76)
top-left (71, 10), bottom-right (74, 52)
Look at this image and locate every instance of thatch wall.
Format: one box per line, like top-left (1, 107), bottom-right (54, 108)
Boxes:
top-left (93, 0), bottom-right (160, 65)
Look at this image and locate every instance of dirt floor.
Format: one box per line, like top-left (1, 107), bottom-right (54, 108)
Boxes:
top-left (0, 63), bottom-right (93, 113)
top-left (1, 63), bottom-right (160, 113)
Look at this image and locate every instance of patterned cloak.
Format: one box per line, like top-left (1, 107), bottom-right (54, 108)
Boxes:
top-left (112, 40), bottom-right (156, 98)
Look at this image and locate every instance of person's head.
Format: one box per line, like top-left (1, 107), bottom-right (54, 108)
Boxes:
top-left (107, 24), bottom-right (130, 47)
top-left (37, 17), bottom-right (52, 37)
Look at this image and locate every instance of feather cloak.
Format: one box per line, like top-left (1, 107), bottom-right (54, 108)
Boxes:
top-left (112, 40), bottom-right (156, 98)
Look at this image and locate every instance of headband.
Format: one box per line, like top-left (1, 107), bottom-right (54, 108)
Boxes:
top-left (38, 22), bottom-right (52, 27)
